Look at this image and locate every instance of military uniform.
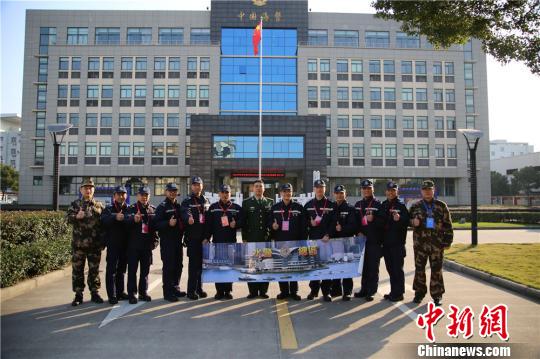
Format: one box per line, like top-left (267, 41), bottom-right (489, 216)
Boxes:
top-left (240, 194), bottom-right (273, 297)
top-left (409, 180), bottom-right (454, 304)
top-left (126, 187), bottom-right (158, 303)
top-left (154, 183), bottom-right (185, 300)
top-left (380, 182), bottom-right (410, 301)
top-left (206, 185), bottom-right (242, 299)
top-left (101, 186), bottom-right (130, 301)
top-left (66, 179), bottom-right (105, 304)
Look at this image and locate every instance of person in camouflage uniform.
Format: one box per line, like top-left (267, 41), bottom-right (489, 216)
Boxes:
top-left (409, 180), bottom-right (454, 306)
top-left (66, 178), bottom-right (105, 306)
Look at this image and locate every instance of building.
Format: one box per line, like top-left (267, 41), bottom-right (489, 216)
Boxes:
top-left (19, 0), bottom-right (490, 207)
top-left (0, 114), bottom-right (21, 171)
top-left (491, 152), bottom-right (540, 177)
top-left (490, 139), bottom-right (534, 160)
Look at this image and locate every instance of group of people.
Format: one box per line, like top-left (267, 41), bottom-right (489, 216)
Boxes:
top-left (66, 176), bottom-right (453, 308)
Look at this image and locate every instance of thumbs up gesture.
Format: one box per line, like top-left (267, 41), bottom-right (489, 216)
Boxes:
top-left (393, 211), bottom-right (400, 222)
top-left (188, 214), bottom-right (195, 225)
top-left (272, 219), bottom-right (279, 230)
top-left (116, 212), bottom-right (124, 221)
top-left (169, 217), bottom-right (177, 227)
top-left (76, 209), bottom-right (85, 220)
top-left (412, 215), bottom-right (421, 227)
top-left (230, 217), bottom-right (236, 228)
top-left (134, 213), bottom-right (141, 223)
top-left (366, 213), bottom-right (374, 222)
top-left (336, 222), bottom-right (342, 232)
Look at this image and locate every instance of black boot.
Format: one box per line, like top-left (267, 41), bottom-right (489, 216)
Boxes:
top-left (71, 292), bottom-right (83, 306)
top-left (91, 291), bottom-right (104, 304)
top-left (413, 293), bottom-right (425, 304)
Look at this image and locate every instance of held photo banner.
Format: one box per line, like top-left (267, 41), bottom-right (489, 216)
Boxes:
top-left (202, 235), bottom-right (366, 283)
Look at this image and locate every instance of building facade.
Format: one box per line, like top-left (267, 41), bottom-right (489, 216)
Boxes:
top-left (490, 139), bottom-right (534, 160)
top-left (0, 114), bottom-right (21, 171)
top-left (19, 0), bottom-right (490, 206)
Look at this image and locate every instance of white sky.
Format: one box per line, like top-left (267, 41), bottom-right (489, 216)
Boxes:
top-left (1, 0), bottom-right (539, 149)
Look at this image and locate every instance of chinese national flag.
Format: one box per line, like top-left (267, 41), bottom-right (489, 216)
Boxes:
top-left (252, 21), bottom-right (262, 55)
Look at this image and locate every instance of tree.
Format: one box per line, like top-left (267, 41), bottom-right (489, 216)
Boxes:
top-left (511, 166), bottom-right (540, 195)
top-left (491, 171), bottom-right (510, 195)
top-left (373, 0), bottom-right (540, 74)
top-left (0, 164), bottom-right (19, 200)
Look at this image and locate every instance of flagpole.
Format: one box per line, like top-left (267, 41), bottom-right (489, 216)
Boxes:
top-left (258, 17), bottom-right (263, 180)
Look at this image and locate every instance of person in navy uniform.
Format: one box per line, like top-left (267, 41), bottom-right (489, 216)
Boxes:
top-left (101, 185), bottom-right (130, 304)
top-left (206, 184), bottom-right (242, 300)
top-left (329, 185), bottom-right (358, 301)
top-left (380, 181), bottom-right (410, 302)
top-left (154, 182), bottom-right (185, 302)
top-left (126, 186), bottom-right (158, 304)
top-left (268, 183), bottom-right (307, 300)
top-left (304, 179), bottom-right (334, 301)
top-left (354, 179), bottom-right (384, 302)
top-left (180, 176), bottom-right (210, 300)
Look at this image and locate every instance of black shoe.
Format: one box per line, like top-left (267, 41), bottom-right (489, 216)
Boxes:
top-left (173, 289), bottom-right (187, 298)
top-left (342, 295), bottom-right (351, 302)
top-left (108, 297), bottom-right (118, 305)
top-left (117, 292), bottom-right (129, 301)
top-left (306, 291), bottom-right (318, 300)
top-left (247, 293), bottom-right (258, 299)
top-left (433, 297), bottom-right (442, 306)
top-left (224, 292), bottom-right (233, 300)
top-left (330, 291), bottom-right (342, 298)
top-left (354, 291), bottom-right (367, 298)
top-left (138, 294), bottom-right (152, 302)
top-left (187, 293), bottom-right (199, 300)
top-left (276, 292), bottom-right (289, 300)
top-left (259, 293), bottom-right (269, 299)
top-left (129, 296), bottom-right (138, 304)
top-left (214, 292), bottom-right (224, 300)
top-left (322, 295), bottom-right (332, 302)
top-left (71, 293), bottom-right (83, 306)
top-left (383, 293), bottom-right (391, 300)
top-left (365, 295), bottom-right (374, 302)
top-left (413, 293), bottom-right (425, 304)
top-left (290, 293), bottom-right (301, 301)
top-left (91, 292), bottom-right (104, 304)
top-left (197, 291), bottom-right (208, 298)
top-left (164, 295), bottom-right (179, 302)
top-left (389, 295), bottom-right (404, 302)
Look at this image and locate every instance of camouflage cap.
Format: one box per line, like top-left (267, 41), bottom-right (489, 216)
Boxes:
top-left (80, 178), bottom-right (95, 188)
top-left (422, 180), bottom-right (435, 189)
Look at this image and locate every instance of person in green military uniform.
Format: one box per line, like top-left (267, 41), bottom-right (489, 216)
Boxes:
top-left (409, 180), bottom-right (454, 306)
top-left (240, 179), bottom-right (274, 299)
top-left (66, 178), bottom-right (105, 306)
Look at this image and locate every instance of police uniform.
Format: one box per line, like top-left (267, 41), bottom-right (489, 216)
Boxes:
top-left (354, 179), bottom-right (384, 301)
top-left (268, 183), bottom-right (307, 300)
top-left (240, 192), bottom-right (273, 298)
top-left (126, 186), bottom-right (158, 303)
top-left (65, 179), bottom-right (105, 305)
top-left (206, 184), bottom-right (242, 299)
top-left (329, 185), bottom-right (357, 299)
top-left (380, 181), bottom-right (410, 301)
top-left (409, 180), bottom-right (454, 305)
top-left (180, 176), bottom-right (210, 299)
top-left (101, 185), bottom-right (130, 302)
top-left (304, 180), bottom-right (335, 299)
top-left (154, 182), bottom-right (185, 301)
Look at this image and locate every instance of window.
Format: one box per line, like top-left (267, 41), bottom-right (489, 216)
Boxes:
top-left (334, 30), bottom-right (359, 47)
top-left (352, 116), bottom-right (364, 128)
top-left (38, 57), bottom-right (48, 82)
top-left (33, 176), bottom-right (43, 186)
top-left (71, 57), bottom-right (81, 71)
top-left (85, 142), bottom-right (97, 156)
top-left (87, 85), bottom-right (99, 98)
top-left (465, 89), bottom-right (475, 112)
top-left (308, 30), bottom-right (327, 46)
top-left (101, 85), bottom-right (113, 98)
top-left (417, 116), bottom-right (428, 129)
top-left (352, 87), bottom-right (363, 100)
top-left (200, 57), bottom-right (210, 71)
top-left (308, 59), bottom-right (317, 73)
top-left (351, 60), bottom-right (363, 73)
top-left (59, 57), bottom-right (69, 70)
top-left (337, 60), bottom-right (348, 73)
top-left (159, 28), bottom-right (183, 45)
top-left (401, 61), bottom-right (413, 74)
top-left (133, 143), bottom-right (145, 156)
top-left (127, 28), bottom-right (152, 45)
top-left (135, 57), bottom-right (147, 70)
top-left (121, 85), bottom-right (132, 98)
top-left (68, 142), bottom-right (78, 156)
top-left (416, 88), bottom-right (427, 102)
top-left (369, 60), bottom-right (380, 73)
top-left (88, 57), bottom-right (100, 71)
top-left (385, 144), bottom-right (397, 158)
top-left (445, 62), bottom-right (454, 75)
top-left (396, 32), bottom-right (419, 48)
top-left (70, 85), bottom-right (80, 98)
top-left (100, 142), bottom-right (112, 156)
top-left (154, 57), bottom-right (166, 71)
top-left (169, 57), bottom-right (180, 71)
top-left (383, 60), bottom-right (395, 74)
top-left (371, 116), bottom-right (382, 129)
top-left (119, 113), bottom-right (131, 127)
top-left (435, 116), bottom-right (445, 130)
top-left (86, 113), bottom-right (98, 127)
top-left (445, 89), bottom-right (455, 103)
top-left (447, 116), bottom-right (456, 130)
top-left (320, 86), bottom-right (330, 100)
top-left (417, 144), bottom-right (429, 158)
top-left (415, 61), bottom-right (427, 74)
top-left (168, 85), bottom-right (180, 98)
top-left (56, 113), bottom-right (67, 123)
top-left (403, 116), bottom-right (414, 129)
top-left (152, 113), bottom-right (165, 127)
top-left (337, 116), bottom-right (349, 129)
top-left (308, 86), bottom-right (317, 101)
top-left (213, 136), bottom-right (303, 159)
top-left (385, 116), bottom-right (396, 129)
top-left (135, 86), bottom-right (146, 98)
top-left (95, 28), bottom-right (120, 45)
top-left (447, 145), bottom-right (457, 158)
top-left (433, 61), bottom-right (442, 75)
top-left (167, 114), bottom-right (179, 127)
top-left (338, 143), bottom-right (349, 157)
top-left (434, 88), bottom-right (444, 102)
top-left (58, 85), bottom-right (68, 98)
top-left (102, 57), bottom-right (114, 71)
top-left (352, 144), bottom-right (364, 157)
top-left (464, 63), bottom-right (474, 87)
top-left (403, 144), bottom-right (415, 158)
top-left (435, 145), bottom-right (445, 159)
top-left (466, 115), bottom-right (475, 129)
top-left (119, 142), bottom-right (130, 156)
top-left (187, 85), bottom-right (197, 99)
top-left (384, 88), bottom-right (395, 101)
top-left (39, 27), bottom-right (56, 54)
top-left (370, 87), bottom-right (381, 101)
top-left (337, 87), bottom-right (349, 101)
top-left (100, 114), bottom-right (112, 127)
top-left (402, 88), bottom-right (413, 101)
top-left (199, 85), bottom-right (209, 99)
top-left (365, 31), bottom-right (389, 48)
top-left (371, 144), bottom-right (383, 157)
top-left (187, 57), bottom-right (197, 71)
top-left (69, 113), bottom-right (79, 127)
top-left (320, 59), bottom-right (330, 73)
top-left (190, 28), bottom-right (210, 45)
top-left (152, 142), bottom-right (165, 157)
top-left (121, 57), bottom-right (133, 71)
top-left (67, 27), bottom-right (88, 45)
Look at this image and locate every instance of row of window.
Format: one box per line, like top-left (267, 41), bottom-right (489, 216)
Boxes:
top-left (308, 86), bottom-right (456, 103)
top-left (326, 115), bottom-right (458, 130)
top-left (308, 59), bottom-right (455, 76)
top-left (59, 56), bottom-right (210, 72)
top-left (331, 143), bottom-right (457, 159)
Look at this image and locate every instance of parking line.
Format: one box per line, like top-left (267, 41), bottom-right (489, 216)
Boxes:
top-left (275, 300), bottom-right (298, 350)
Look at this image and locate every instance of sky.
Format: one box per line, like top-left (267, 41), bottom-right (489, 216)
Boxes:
top-left (1, 0), bottom-right (539, 150)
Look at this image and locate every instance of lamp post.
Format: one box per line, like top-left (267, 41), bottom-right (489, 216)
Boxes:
top-left (458, 129), bottom-right (483, 246)
top-left (47, 124), bottom-right (72, 211)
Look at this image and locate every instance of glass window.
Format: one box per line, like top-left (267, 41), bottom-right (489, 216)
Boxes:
top-left (447, 116), bottom-right (456, 130)
top-left (38, 57), bottom-right (48, 82)
top-left (370, 87), bottom-right (381, 101)
top-left (402, 88), bottom-right (413, 101)
top-left (59, 57), bottom-right (69, 70)
top-left (434, 88), bottom-right (444, 102)
top-left (87, 85), bottom-right (99, 98)
top-left (85, 142), bottom-right (97, 156)
top-left (88, 57), bottom-right (100, 71)
top-left (187, 57), bottom-right (197, 71)
top-left (134, 114), bottom-right (145, 127)
top-left (435, 145), bottom-right (445, 158)
top-left (133, 143), bottom-right (145, 156)
top-left (119, 113), bottom-right (131, 127)
top-left (403, 116), bottom-right (414, 129)
top-left (466, 115), bottom-right (475, 129)
top-left (199, 85), bottom-right (209, 99)
top-left (200, 57), bottom-right (210, 71)
top-left (168, 85), bottom-right (180, 98)
top-left (308, 59), bottom-right (317, 73)
top-left (384, 88), bottom-right (395, 101)
top-left (383, 60), bottom-right (395, 73)
top-left (86, 113), bottom-right (98, 127)
top-left (465, 89), bottom-right (475, 112)
top-left (167, 114), bottom-right (179, 127)
top-left (153, 85), bottom-right (165, 98)
top-left (100, 114), bottom-right (112, 127)
top-left (169, 57), bottom-right (180, 71)
top-left (371, 115), bottom-right (382, 129)
top-left (58, 85), bottom-right (68, 98)
top-left (337, 116), bottom-right (349, 128)
top-left (67, 27), bottom-right (88, 45)
top-left (120, 85), bottom-right (132, 98)
top-left (213, 136), bottom-right (303, 159)
top-left (95, 28), bottom-right (120, 45)
top-left (417, 116), bottom-right (428, 129)
top-left (365, 31), bottom-right (389, 48)
top-left (396, 32), bottom-right (419, 48)
top-left (447, 145), bottom-right (457, 158)
top-left (135, 57), bottom-right (147, 70)
top-left (121, 57), bottom-right (133, 71)
top-left (417, 144), bottom-right (429, 157)
top-left (68, 142), bottom-right (78, 156)
top-left (187, 85), bottom-right (197, 99)
top-left (352, 87), bottom-right (363, 100)
top-left (70, 85), bottom-right (80, 98)
top-left (154, 57), bottom-right (166, 71)
top-left (433, 61), bottom-right (442, 75)
top-left (334, 30), bottom-right (359, 47)
top-left (159, 28), bottom-right (183, 45)
top-left (308, 30), bottom-right (327, 46)
top-left (152, 142), bottom-right (165, 156)
top-left (403, 144), bottom-right (415, 158)
top-left (36, 113), bottom-right (46, 137)
top-left (351, 60), bottom-right (363, 73)
top-left (57, 113), bottom-right (67, 123)
top-left (320, 87), bottom-right (330, 100)
top-left (308, 86), bottom-right (318, 100)
top-left (435, 116), bottom-right (445, 130)
top-left (102, 57), bottom-right (114, 71)
top-left (385, 144), bottom-right (397, 158)
top-left (221, 28), bottom-right (296, 56)
top-left (416, 88), bottom-right (427, 102)
top-left (337, 143), bottom-right (349, 157)
top-left (352, 144), bottom-right (364, 157)
top-left (100, 142), bottom-right (112, 156)
top-left (352, 116), bottom-right (364, 128)
top-left (415, 61), bottom-right (427, 74)
top-left (445, 89), bottom-right (455, 103)
top-left (69, 113), bottom-right (79, 127)
top-left (337, 60), bottom-right (348, 73)
top-left (119, 142), bottom-right (130, 156)
top-left (39, 27), bottom-right (56, 54)
top-left (337, 87), bottom-right (349, 101)
top-left (220, 84), bottom-right (296, 113)
top-left (152, 113), bottom-right (165, 127)
top-left (401, 61), bottom-right (412, 74)
top-left (371, 144), bottom-right (383, 157)
top-left (464, 63), bottom-right (474, 87)
top-left (101, 85), bottom-right (113, 98)
top-left (36, 84), bottom-right (47, 109)
top-left (320, 59), bottom-right (330, 73)
top-left (135, 86), bottom-right (146, 98)
top-left (190, 28), bottom-right (210, 45)
top-left (71, 57), bottom-right (81, 71)
top-left (127, 27), bottom-right (152, 45)
top-left (385, 116), bottom-right (396, 129)
top-left (369, 60), bottom-right (380, 73)
top-left (445, 62), bottom-right (454, 75)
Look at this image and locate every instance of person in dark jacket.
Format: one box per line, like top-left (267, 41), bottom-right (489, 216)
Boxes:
top-left (354, 179), bottom-right (384, 302)
top-left (126, 186), bottom-right (158, 304)
top-left (206, 184), bottom-right (242, 300)
top-left (380, 181), bottom-right (410, 302)
top-left (180, 176), bottom-right (210, 300)
top-left (268, 183), bottom-right (307, 300)
top-left (304, 179), bottom-right (334, 301)
top-left (101, 185), bottom-right (130, 304)
top-left (329, 185), bottom-right (358, 301)
top-left (154, 182), bottom-right (185, 302)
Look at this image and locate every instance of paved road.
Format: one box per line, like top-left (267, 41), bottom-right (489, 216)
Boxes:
top-left (453, 229), bottom-right (540, 244)
top-left (2, 230), bottom-right (539, 358)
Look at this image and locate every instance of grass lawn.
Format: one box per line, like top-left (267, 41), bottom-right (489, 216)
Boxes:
top-left (452, 222), bottom-right (540, 229)
top-left (445, 243), bottom-right (540, 289)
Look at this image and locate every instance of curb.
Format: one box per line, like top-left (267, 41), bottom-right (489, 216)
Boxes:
top-left (452, 226), bottom-right (540, 231)
top-left (0, 265), bottom-right (71, 302)
top-left (443, 259), bottom-right (540, 302)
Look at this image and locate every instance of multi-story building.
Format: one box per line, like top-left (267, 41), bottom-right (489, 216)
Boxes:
top-left (19, 0), bottom-right (490, 207)
top-left (0, 114), bottom-right (21, 171)
top-left (490, 139), bottom-right (534, 160)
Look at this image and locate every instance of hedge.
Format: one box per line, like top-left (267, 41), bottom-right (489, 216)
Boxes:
top-left (451, 211), bottom-right (540, 225)
top-left (1, 211), bottom-right (71, 288)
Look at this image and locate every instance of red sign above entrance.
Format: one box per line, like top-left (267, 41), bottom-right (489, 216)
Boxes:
top-left (231, 168), bottom-right (285, 178)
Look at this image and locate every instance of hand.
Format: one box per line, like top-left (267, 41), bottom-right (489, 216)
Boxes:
top-left (116, 212), bottom-right (124, 221)
top-left (412, 217), bottom-right (421, 227)
top-left (188, 215), bottom-right (195, 225)
top-left (393, 212), bottom-right (400, 222)
top-left (366, 214), bottom-right (374, 223)
top-left (336, 223), bottom-right (342, 232)
top-left (322, 234), bottom-right (330, 243)
top-left (230, 218), bottom-right (236, 228)
top-left (202, 239), bottom-right (209, 245)
top-left (76, 209), bottom-right (85, 220)
top-left (272, 219), bottom-right (279, 230)
top-left (169, 217), bottom-right (177, 227)
top-left (134, 213), bottom-right (141, 223)
top-left (310, 217), bottom-right (317, 227)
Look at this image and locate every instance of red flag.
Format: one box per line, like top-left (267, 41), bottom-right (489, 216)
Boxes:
top-left (252, 21), bottom-right (262, 55)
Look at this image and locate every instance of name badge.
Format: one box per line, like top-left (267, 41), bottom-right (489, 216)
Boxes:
top-left (199, 213), bottom-right (205, 224)
top-left (314, 215), bottom-right (322, 226)
top-left (141, 223), bottom-right (149, 234)
top-left (426, 217), bottom-right (435, 229)
top-left (221, 215), bottom-right (229, 227)
top-left (362, 215), bottom-right (368, 226)
top-left (282, 220), bottom-right (289, 231)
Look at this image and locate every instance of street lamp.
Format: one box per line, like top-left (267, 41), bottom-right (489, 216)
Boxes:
top-left (458, 128), bottom-right (483, 246)
top-left (47, 123), bottom-right (72, 211)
